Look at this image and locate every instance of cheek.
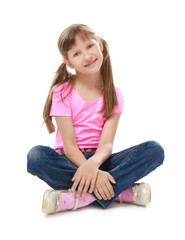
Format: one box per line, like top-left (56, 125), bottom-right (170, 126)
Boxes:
top-left (75, 59), bottom-right (83, 68)
top-left (97, 50), bottom-right (104, 62)
top-left (71, 58), bottom-right (81, 68)
top-left (96, 47), bottom-right (103, 57)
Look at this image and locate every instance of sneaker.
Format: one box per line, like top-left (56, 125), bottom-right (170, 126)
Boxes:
top-left (42, 189), bottom-right (79, 214)
top-left (132, 182), bottom-right (151, 206)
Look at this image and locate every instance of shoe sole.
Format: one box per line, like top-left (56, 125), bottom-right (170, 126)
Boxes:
top-left (42, 189), bottom-right (54, 214)
top-left (42, 189), bottom-right (75, 214)
top-left (143, 183), bottom-right (151, 206)
top-left (133, 183), bottom-right (151, 206)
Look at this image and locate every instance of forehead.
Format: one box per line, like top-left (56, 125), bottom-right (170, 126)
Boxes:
top-left (70, 35), bottom-right (93, 50)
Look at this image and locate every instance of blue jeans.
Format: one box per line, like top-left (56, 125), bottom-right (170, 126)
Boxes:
top-left (27, 141), bottom-right (164, 209)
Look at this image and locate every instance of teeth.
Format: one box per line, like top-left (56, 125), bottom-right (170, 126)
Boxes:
top-left (86, 59), bottom-right (96, 67)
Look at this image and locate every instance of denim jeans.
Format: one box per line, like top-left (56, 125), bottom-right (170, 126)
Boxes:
top-left (27, 140), bottom-right (164, 209)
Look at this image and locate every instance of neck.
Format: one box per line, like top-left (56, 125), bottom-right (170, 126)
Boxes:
top-left (75, 72), bottom-right (103, 90)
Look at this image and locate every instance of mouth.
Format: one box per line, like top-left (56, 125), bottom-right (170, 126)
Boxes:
top-left (85, 59), bottom-right (97, 67)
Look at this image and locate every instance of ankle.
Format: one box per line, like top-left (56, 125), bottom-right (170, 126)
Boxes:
top-left (59, 192), bottom-right (76, 210)
top-left (59, 192), bottom-right (95, 210)
top-left (116, 187), bottom-right (133, 203)
top-left (77, 193), bottom-right (96, 208)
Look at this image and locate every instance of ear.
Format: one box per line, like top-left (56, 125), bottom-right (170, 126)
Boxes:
top-left (63, 59), bottom-right (74, 69)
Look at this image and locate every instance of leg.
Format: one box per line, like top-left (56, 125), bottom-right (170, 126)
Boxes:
top-left (27, 145), bottom-right (78, 190)
top-left (92, 141), bottom-right (165, 208)
top-left (27, 146), bottom-right (97, 214)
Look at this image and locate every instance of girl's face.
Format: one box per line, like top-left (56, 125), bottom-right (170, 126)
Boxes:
top-left (65, 35), bottom-right (104, 76)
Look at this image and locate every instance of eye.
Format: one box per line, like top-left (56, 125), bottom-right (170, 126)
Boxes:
top-left (88, 44), bottom-right (93, 49)
top-left (74, 52), bottom-right (79, 57)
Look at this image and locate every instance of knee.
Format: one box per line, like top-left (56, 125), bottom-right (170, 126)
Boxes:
top-left (27, 145), bottom-right (43, 174)
top-left (145, 140), bottom-right (165, 165)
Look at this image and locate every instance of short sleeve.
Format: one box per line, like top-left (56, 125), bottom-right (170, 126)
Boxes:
top-left (50, 83), bottom-right (72, 117)
top-left (113, 87), bottom-right (124, 113)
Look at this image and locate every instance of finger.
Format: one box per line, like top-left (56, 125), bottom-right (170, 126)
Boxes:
top-left (89, 177), bottom-right (96, 194)
top-left (82, 179), bottom-right (91, 196)
top-left (94, 188), bottom-right (102, 200)
top-left (108, 174), bottom-right (116, 184)
top-left (97, 186), bottom-right (107, 200)
top-left (76, 178), bottom-right (86, 196)
top-left (71, 175), bottom-right (81, 192)
top-left (101, 183), bottom-right (112, 200)
top-left (72, 169), bottom-right (80, 182)
top-left (107, 175), bottom-right (115, 197)
top-left (105, 182), bottom-right (115, 199)
top-left (71, 172), bottom-right (76, 182)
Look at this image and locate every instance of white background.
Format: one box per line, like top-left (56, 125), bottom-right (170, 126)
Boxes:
top-left (0, 0), bottom-right (184, 239)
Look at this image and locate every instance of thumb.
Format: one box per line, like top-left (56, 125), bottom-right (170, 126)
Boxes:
top-left (108, 174), bottom-right (116, 184)
top-left (72, 172), bottom-right (77, 181)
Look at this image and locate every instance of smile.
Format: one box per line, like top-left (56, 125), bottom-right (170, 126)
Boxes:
top-left (85, 59), bottom-right (97, 67)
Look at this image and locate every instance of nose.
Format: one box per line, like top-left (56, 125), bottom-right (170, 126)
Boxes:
top-left (83, 51), bottom-right (93, 64)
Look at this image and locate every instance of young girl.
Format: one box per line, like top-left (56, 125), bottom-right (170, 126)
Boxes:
top-left (27, 24), bottom-right (164, 214)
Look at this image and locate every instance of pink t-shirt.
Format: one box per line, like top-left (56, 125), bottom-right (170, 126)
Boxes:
top-left (50, 82), bottom-right (124, 149)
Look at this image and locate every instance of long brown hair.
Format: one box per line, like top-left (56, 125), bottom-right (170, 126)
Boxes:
top-left (43, 24), bottom-right (118, 133)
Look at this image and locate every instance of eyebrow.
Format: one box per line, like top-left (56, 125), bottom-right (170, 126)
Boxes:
top-left (71, 40), bottom-right (93, 53)
top-left (71, 47), bottom-right (79, 53)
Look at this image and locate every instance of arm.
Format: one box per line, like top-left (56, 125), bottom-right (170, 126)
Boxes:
top-left (90, 112), bottom-right (122, 167)
top-left (89, 112), bottom-right (122, 200)
top-left (55, 116), bottom-right (100, 196)
top-left (75, 112), bottom-right (122, 198)
top-left (55, 116), bottom-right (87, 167)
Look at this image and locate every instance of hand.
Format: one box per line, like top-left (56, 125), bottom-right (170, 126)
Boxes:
top-left (94, 170), bottom-right (116, 200)
top-left (71, 158), bottom-right (99, 197)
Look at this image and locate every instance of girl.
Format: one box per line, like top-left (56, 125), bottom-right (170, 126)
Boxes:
top-left (27, 24), bottom-right (164, 214)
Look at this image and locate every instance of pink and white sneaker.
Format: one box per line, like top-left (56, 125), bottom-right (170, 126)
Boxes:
top-left (42, 189), bottom-right (95, 214)
top-left (117, 183), bottom-right (151, 206)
